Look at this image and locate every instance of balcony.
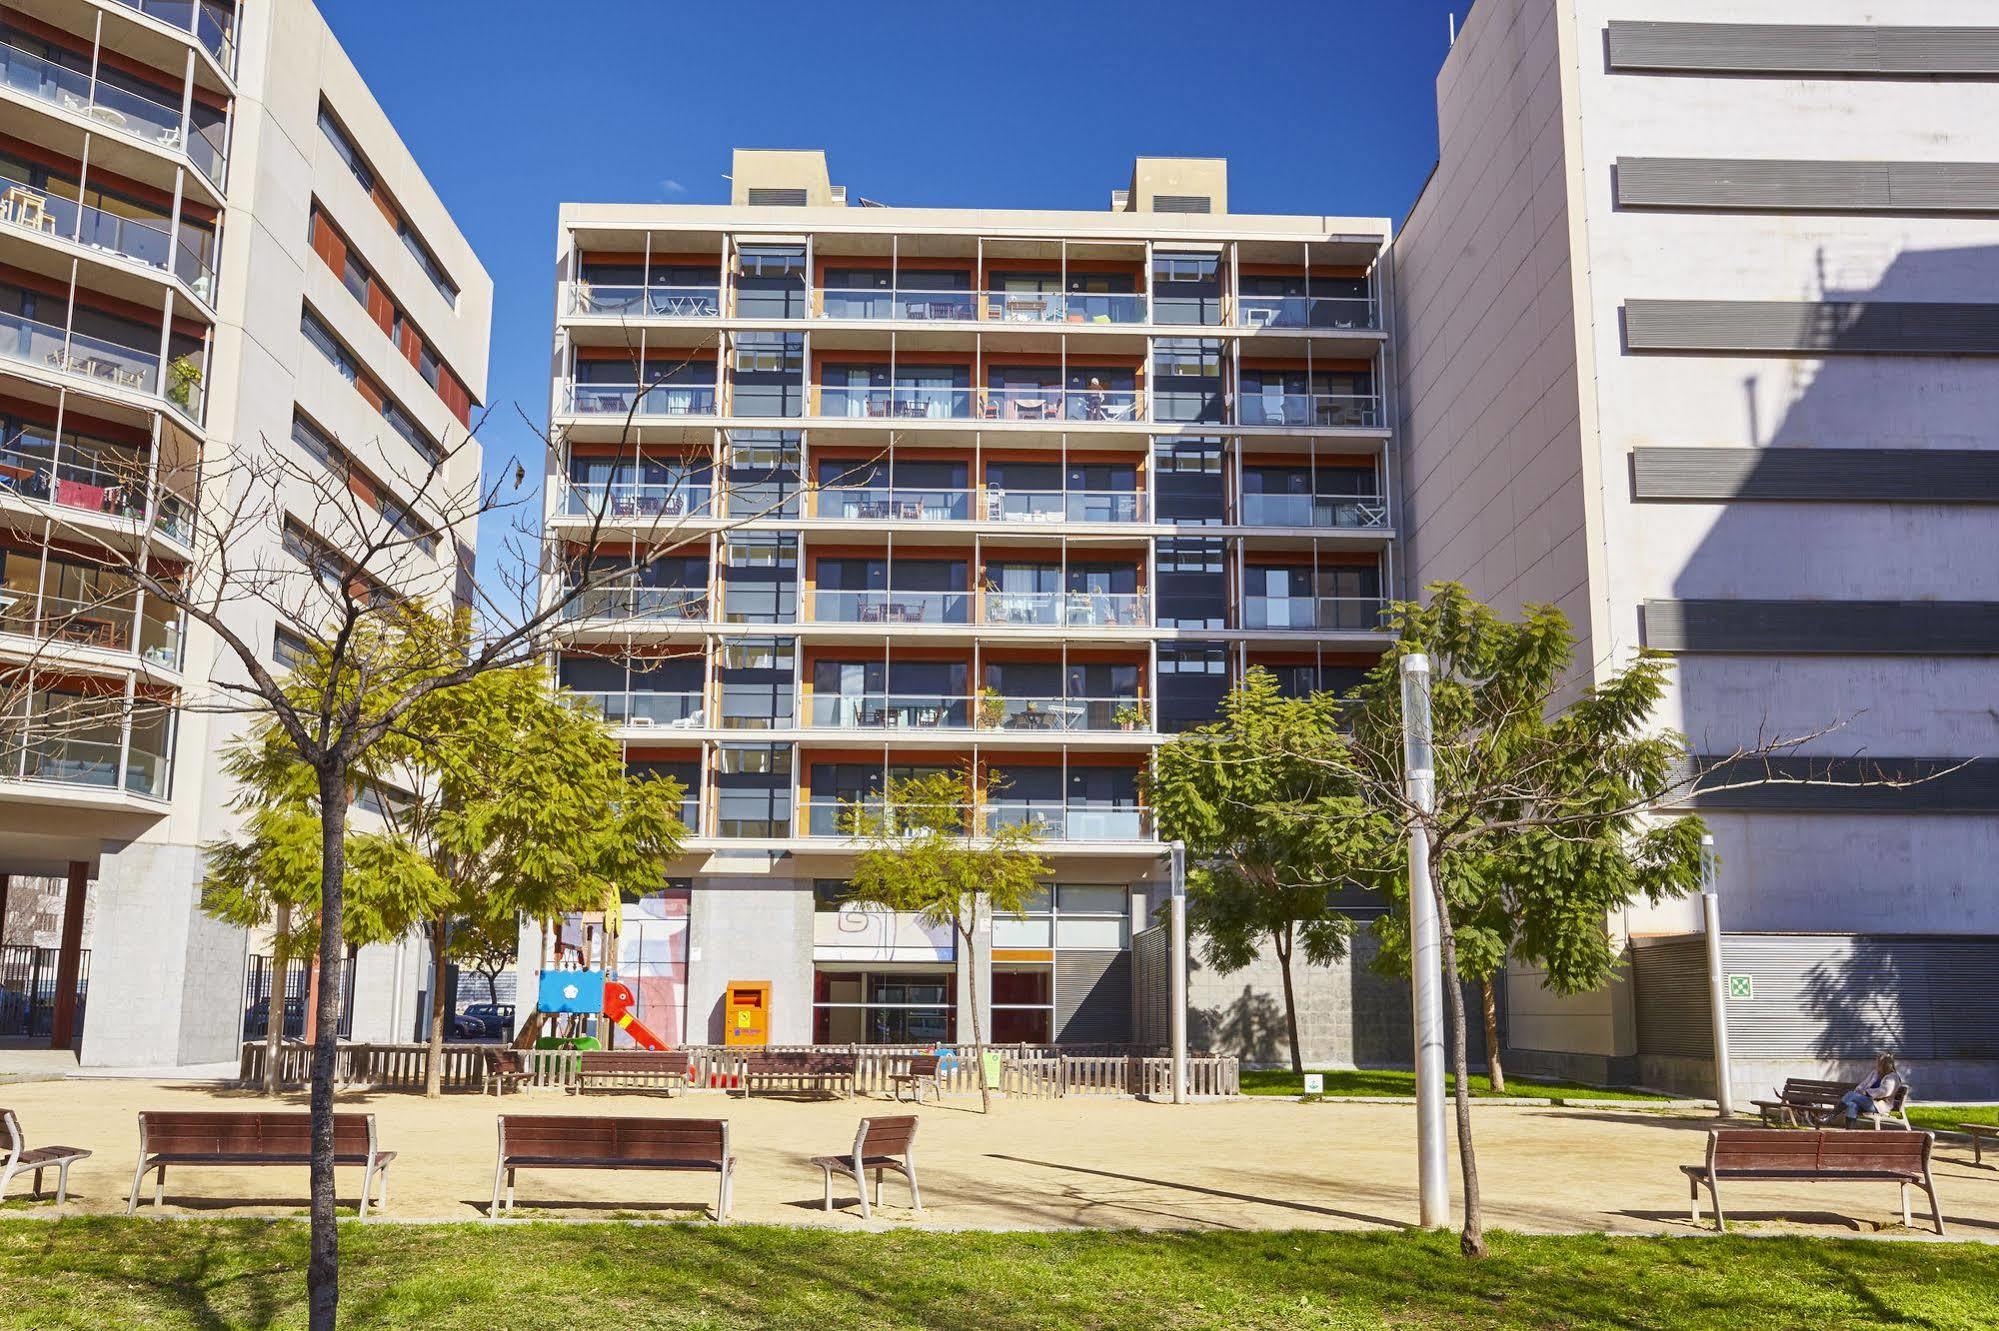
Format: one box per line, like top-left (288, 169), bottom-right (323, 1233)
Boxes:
top-left (1238, 494), bottom-right (1389, 529)
top-left (806, 797), bottom-right (972, 838)
top-left (0, 437), bottom-right (192, 543)
top-left (1, 308), bottom-right (159, 398)
top-left (0, 173), bottom-right (215, 301)
top-left (107, 1), bottom-right (238, 74)
top-left (984, 290), bottom-right (1147, 325)
top-left (561, 481), bottom-right (713, 521)
top-left (569, 284), bottom-right (720, 319)
top-left (810, 693), bottom-right (970, 730)
top-left (816, 486), bottom-right (972, 522)
top-left (984, 489), bottom-right (1144, 524)
top-left (985, 803), bottom-right (1152, 841)
top-left (821, 288), bottom-right (977, 322)
top-left (1237, 295), bottom-right (1378, 331)
top-left (1241, 595), bottom-right (1387, 632)
top-left (576, 690), bottom-right (706, 729)
top-left (0, 39), bottom-right (225, 186)
top-left (983, 590), bottom-right (1148, 629)
top-left (0, 589), bottom-right (182, 668)
top-left (1238, 393), bottom-right (1383, 429)
top-left (813, 590), bottom-right (970, 626)
top-left (980, 695), bottom-right (1147, 733)
top-left (981, 387), bottom-right (1141, 424)
top-left (560, 586), bottom-right (711, 624)
top-left (819, 385), bottom-right (972, 421)
top-left (565, 383), bottom-right (718, 417)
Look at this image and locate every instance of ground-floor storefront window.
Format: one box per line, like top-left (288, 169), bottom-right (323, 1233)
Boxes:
top-left (813, 968), bottom-right (956, 1043)
top-left (991, 965), bottom-right (1053, 1042)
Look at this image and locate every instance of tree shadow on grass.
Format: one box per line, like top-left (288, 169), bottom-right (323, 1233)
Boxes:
top-left (982, 1152), bottom-right (1407, 1228)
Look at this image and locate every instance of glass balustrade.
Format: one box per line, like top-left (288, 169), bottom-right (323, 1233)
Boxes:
top-left (1239, 493), bottom-right (1390, 528)
top-left (569, 284), bottom-right (721, 318)
top-left (818, 386), bottom-right (972, 420)
top-left (815, 487), bottom-right (971, 521)
top-left (565, 383), bottom-right (718, 416)
top-left (576, 690), bottom-right (706, 728)
top-left (981, 387), bottom-right (1142, 423)
top-left (1237, 294), bottom-right (1378, 330)
top-left (1238, 393), bottom-right (1383, 428)
top-left (1241, 595), bottom-right (1387, 631)
top-left (812, 589), bottom-right (969, 625)
top-left (809, 694), bottom-right (970, 730)
top-left (562, 481), bottom-right (713, 520)
top-left (0, 308), bottom-right (160, 396)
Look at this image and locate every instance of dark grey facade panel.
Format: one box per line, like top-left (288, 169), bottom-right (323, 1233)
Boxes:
top-left (1056, 949), bottom-right (1132, 1044)
top-left (1629, 936), bottom-right (1713, 1060)
top-left (1682, 756), bottom-right (1999, 814)
top-left (1129, 925), bottom-right (1170, 1050)
top-left (1616, 157), bottom-right (1999, 213)
top-left (1643, 598), bottom-right (1999, 654)
top-left (1626, 300), bottom-right (1999, 356)
top-left (1606, 21), bottom-right (1999, 76)
top-left (1711, 935), bottom-right (1999, 1061)
top-left (1631, 447), bottom-right (1999, 503)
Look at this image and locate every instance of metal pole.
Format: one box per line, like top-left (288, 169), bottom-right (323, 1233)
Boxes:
top-left (1401, 653), bottom-right (1449, 1228)
top-left (1701, 834), bottom-right (1735, 1118)
top-left (1168, 841), bottom-right (1188, 1104)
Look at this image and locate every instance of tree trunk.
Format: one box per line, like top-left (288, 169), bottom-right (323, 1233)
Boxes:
top-left (966, 922), bottom-right (990, 1114)
top-left (425, 916), bottom-right (450, 1099)
top-left (1274, 927), bottom-right (1304, 1075)
top-left (1481, 979), bottom-right (1505, 1095)
top-left (308, 763), bottom-right (349, 1331)
top-left (485, 969), bottom-right (500, 1005)
top-left (1431, 862), bottom-right (1486, 1259)
top-left (263, 902), bottom-right (290, 1097)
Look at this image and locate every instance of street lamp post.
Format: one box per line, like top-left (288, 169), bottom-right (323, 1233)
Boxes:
top-left (1700, 834), bottom-right (1735, 1117)
top-left (1401, 652), bottom-right (1449, 1228)
top-left (1168, 840), bottom-right (1188, 1105)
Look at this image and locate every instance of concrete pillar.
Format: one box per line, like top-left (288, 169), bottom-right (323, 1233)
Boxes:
top-left (0, 873), bottom-right (11, 940)
top-left (48, 861), bottom-right (88, 1049)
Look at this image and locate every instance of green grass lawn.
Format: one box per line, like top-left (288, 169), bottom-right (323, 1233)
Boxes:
top-left (1909, 1103), bottom-right (1999, 1132)
top-left (1239, 1067), bottom-right (1675, 1101)
top-left (1, 1221), bottom-right (1995, 1329)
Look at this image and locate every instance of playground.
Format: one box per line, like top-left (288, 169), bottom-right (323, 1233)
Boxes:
top-left (6, 1076), bottom-right (1998, 1235)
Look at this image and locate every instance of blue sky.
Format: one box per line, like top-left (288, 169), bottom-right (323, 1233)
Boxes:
top-left (317, 0), bottom-right (1465, 589)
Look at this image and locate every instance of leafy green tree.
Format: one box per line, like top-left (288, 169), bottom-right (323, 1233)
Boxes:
top-left (842, 769), bottom-right (1051, 1113)
top-left (1148, 669), bottom-right (1393, 1072)
top-left (1345, 583), bottom-right (1707, 1257)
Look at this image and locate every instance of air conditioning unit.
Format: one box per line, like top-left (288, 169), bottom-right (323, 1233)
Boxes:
top-left (630, 716), bottom-right (654, 727)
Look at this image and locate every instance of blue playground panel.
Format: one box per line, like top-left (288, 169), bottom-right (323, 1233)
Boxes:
top-left (537, 970), bottom-right (605, 1014)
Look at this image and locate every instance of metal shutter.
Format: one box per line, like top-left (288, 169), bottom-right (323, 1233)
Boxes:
top-left (1631, 937), bottom-right (1713, 1060)
top-left (746, 188), bottom-right (808, 207)
top-left (1626, 300), bottom-right (1999, 356)
top-left (1056, 950), bottom-right (1132, 1044)
top-left (1643, 598), bottom-right (1999, 655)
top-left (1151, 195), bottom-right (1212, 214)
top-left (1631, 447), bottom-right (1999, 503)
top-left (1606, 21), bottom-right (1999, 76)
top-left (1617, 158), bottom-right (1999, 213)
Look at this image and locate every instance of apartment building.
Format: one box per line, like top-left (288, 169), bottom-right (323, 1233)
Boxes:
top-left (544, 151), bottom-right (1395, 1050)
top-left (0, 0), bottom-right (490, 1065)
top-left (1396, 1), bottom-right (1999, 1096)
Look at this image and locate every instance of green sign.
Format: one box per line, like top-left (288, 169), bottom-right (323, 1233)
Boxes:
top-left (982, 1049), bottom-right (1003, 1089)
top-left (1727, 974), bottom-right (1754, 1001)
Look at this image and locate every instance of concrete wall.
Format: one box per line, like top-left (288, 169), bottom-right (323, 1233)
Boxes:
top-left (81, 843), bottom-right (243, 1067)
top-left (685, 876), bottom-right (815, 1044)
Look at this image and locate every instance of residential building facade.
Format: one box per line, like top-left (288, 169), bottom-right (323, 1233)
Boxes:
top-left (543, 151), bottom-right (1396, 1051)
top-left (1396, 0), bottom-right (1999, 1096)
top-left (0, 0), bottom-right (490, 1065)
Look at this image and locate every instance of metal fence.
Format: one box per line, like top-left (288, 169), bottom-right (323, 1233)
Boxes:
top-left (0, 945), bottom-right (87, 1039)
top-left (241, 955), bottom-right (354, 1041)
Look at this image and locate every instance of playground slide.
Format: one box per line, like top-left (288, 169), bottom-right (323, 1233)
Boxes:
top-left (602, 981), bottom-right (670, 1051)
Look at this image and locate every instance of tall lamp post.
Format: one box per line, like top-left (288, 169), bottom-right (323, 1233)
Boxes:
top-left (1700, 834), bottom-right (1735, 1117)
top-left (1401, 652), bottom-right (1449, 1228)
top-left (1168, 840), bottom-right (1188, 1105)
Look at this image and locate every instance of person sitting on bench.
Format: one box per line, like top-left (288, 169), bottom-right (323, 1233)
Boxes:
top-left (1829, 1053), bottom-right (1901, 1127)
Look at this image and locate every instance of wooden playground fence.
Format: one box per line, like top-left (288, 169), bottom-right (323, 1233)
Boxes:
top-left (238, 1041), bottom-right (1239, 1099)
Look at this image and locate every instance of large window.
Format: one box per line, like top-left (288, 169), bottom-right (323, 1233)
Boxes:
top-left (714, 743), bottom-right (790, 838)
top-left (716, 636), bottom-right (794, 729)
top-left (1157, 642), bottom-right (1230, 733)
top-left (725, 430), bottom-right (800, 517)
top-left (300, 307), bottom-right (443, 465)
top-left (1152, 252), bottom-right (1221, 325)
top-left (731, 334), bottom-right (803, 416)
top-left (735, 245), bottom-right (807, 319)
top-left (813, 969), bottom-right (955, 1044)
top-left (1156, 538), bottom-right (1226, 630)
top-left (1154, 439), bottom-right (1225, 525)
top-left (318, 104), bottom-right (458, 306)
top-left (722, 535), bottom-right (796, 624)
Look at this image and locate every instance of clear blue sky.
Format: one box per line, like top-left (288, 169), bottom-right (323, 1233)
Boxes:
top-left (317, 0), bottom-right (1465, 589)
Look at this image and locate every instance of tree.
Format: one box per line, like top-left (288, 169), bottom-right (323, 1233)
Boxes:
top-left (842, 769), bottom-right (1051, 1113)
top-left (1342, 584), bottom-right (1710, 1257)
top-left (452, 912), bottom-right (520, 1007)
top-left (1148, 669), bottom-right (1393, 1072)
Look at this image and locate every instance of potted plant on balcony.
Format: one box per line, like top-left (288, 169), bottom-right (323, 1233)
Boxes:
top-left (1113, 698), bottom-right (1148, 732)
top-left (976, 686), bottom-right (1007, 730)
top-left (166, 355), bottom-right (202, 410)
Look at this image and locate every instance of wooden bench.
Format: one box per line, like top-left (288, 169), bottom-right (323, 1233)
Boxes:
top-left (1, 1109), bottom-right (90, 1204)
top-left (491, 1114), bottom-right (732, 1219)
top-left (1753, 1078), bottom-right (1849, 1127)
top-left (1959, 1122), bottom-right (1998, 1166)
top-left (732, 1050), bottom-right (855, 1099)
top-left (126, 1111), bottom-right (394, 1219)
top-left (887, 1054), bottom-right (943, 1104)
top-left (574, 1049), bottom-right (689, 1096)
top-left (482, 1048), bottom-right (532, 1097)
top-left (811, 1115), bottom-right (923, 1219)
top-left (1679, 1128), bottom-right (1943, 1234)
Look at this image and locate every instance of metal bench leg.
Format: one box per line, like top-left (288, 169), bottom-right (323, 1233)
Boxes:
top-left (1688, 1174), bottom-right (1700, 1225)
top-left (488, 1159), bottom-right (504, 1221)
top-left (126, 1158), bottom-right (148, 1216)
top-left (906, 1153), bottom-right (922, 1213)
top-left (55, 1159), bottom-right (74, 1205)
top-left (717, 1163), bottom-right (731, 1221)
top-left (1900, 1182), bottom-right (1912, 1229)
top-left (821, 1163), bottom-right (833, 1211)
top-left (507, 1168), bottom-right (516, 1214)
top-left (1709, 1177), bottom-right (1726, 1232)
top-left (1925, 1180), bottom-right (1946, 1236)
top-left (154, 1165), bottom-right (167, 1210)
top-left (874, 1167), bottom-right (884, 1208)
top-left (375, 1164), bottom-right (390, 1214)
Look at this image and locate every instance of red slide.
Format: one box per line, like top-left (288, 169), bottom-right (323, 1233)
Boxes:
top-left (602, 981), bottom-right (670, 1051)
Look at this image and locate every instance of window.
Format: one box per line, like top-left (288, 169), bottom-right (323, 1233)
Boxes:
top-left (717, 635), bottom-right (795, 728)
top-left (303, 305), bottom-right (445, 467)
top-left (290, 412), bottom-right (342, 473)
top-left (310, 207), bottom-right (472, 424)
top-left (1156, 538), bottom-right (1227, 629)
top-left (1158, 643), bottom-right (1231, 733)
top-left (340, 252), bottom-right (369, 304)
top-left (715, 742), bottom-right (791, 837)
top-left (273, 626), bottom-right (314, 673)
top-left (317, 103), bottom-right (459, 306)
top-left (301, 308), bottom-right (357, 383)
top-left (1155, 439), bottom-right (1225, 525)
top-left (1152, 254), bottom-right (1217, 283)
top-left (813, 969), bottom-right (955, 1044)
top-left (735, 246), bottom-right (807, 319)
top-left (318, 105), bottom-right (373, 192)
top-left (725, 431), bottom-right (800, 518)
top-left (722, 535), bottom-right (796, 624)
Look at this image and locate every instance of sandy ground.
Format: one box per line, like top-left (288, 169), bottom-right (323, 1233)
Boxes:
top-left (2, 1079), bottom-right (1994, 1236)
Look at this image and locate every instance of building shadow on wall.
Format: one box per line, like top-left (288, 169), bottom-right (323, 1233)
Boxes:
top-left (1191, 984), bottom-right (1285, 1065)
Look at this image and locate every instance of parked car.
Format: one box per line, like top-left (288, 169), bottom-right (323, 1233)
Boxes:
top-left (462, 1003), bottom-right (515, 1039)
top-left (449, 1012), bottom-right (487, 1039)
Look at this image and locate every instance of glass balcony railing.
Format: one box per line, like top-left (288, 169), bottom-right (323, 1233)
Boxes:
top-left (562, 481), bottom-right (713, 520)
top-left (576, 690), bottom-right (707, 728)
top-left (815, 486), bottom-right (971, 521)
top-left (173, 230), bottom-right (218, 304)
top-left (818, 386), bottom-right (972, 420)
top-left (983, 590), bottom-right (1148, 628)
top-left (1, 590), bottom-right (134, 653)
top-left (813, 589), bottom-right (970, 625)
top-left (0, 308), bottom-right (160, 396)
top-left (560, 586), bottom-right (710, 623)
top-left (1, 697), bottom-right (174, 797)
top-left (0, 174), bottom-right (195, 287)
top-left (981, 386), bottom-right (1142, 423)
top-left (983, 489), bottom-right (1144, 524)
top-left (807, 798), bottom-right (973, 838)
top-left (0, 439), bottom-right (166, 527)
top-left (1238, 393), bottom-right (1383, 429)
top-left (565, 383), bottom-right (718, 417)
top-left (810, 694), bottom-right (970, 730)
top-left (1242, 595), bottom-right (1388, 631)
top-left (569, 284), bottom-right (721, 318)
top-left (138, 603), bottom-right (181, 669)
top-left (985, 291), bottom-right (1146, 325)
top-left (821, 288), bottom-right (977, 322)
top-left (108, 1), bottom-right (237, 75)
top-left (980, 696), bottom-right (1147, 733)
top-left (1237, 295), bottom-right (1378, 330)
top-left (0, 40), bottom-right (221, 181)
top-left (984, 803), bottom-right (1152, 841)
top-left (1239, 494), bottom-right (1390, 528)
